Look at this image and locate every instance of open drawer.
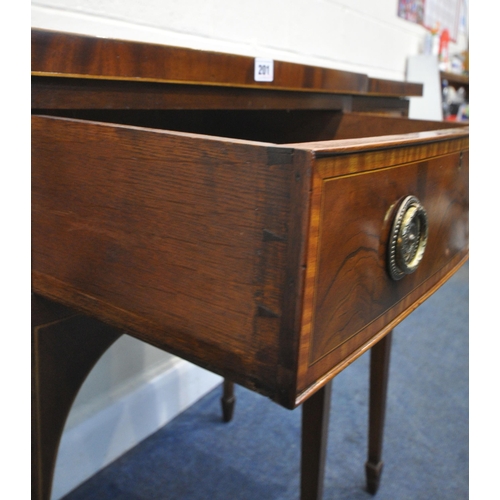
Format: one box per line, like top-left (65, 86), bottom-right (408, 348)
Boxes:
top-left (31, 109), bottom-right (469, 408)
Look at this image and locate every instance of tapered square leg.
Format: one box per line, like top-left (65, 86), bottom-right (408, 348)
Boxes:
top-left (301, 381), bottom-right (333, 500)
top-left (365, 331), bottom-right (393, 494)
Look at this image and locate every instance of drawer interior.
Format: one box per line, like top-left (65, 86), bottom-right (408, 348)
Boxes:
top-left (31, 109), bottom-right (463, 145)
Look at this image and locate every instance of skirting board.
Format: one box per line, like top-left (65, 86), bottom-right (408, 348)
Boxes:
top-left (51, 359), bottom-right (223, 500)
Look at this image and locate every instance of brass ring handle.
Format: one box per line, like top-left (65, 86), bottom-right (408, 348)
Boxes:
top-left (388, 196), bottom-right (429, 281)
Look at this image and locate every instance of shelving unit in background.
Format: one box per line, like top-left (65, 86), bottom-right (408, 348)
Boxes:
top-left (440, 70), bottom-right (469, 121)
top-left (407, 55), bottom-right (469, 121)
top-left (440, 70), bottom-right (469, 98)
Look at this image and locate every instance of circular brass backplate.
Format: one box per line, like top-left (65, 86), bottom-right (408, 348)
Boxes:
top-left (388, 196), bottom-right (428, 281)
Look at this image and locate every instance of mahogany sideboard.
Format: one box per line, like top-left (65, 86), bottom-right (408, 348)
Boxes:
top-left (31, 29), bottom-right (469, 500)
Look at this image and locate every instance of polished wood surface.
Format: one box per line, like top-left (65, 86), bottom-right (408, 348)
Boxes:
top-left (221, 380), bottom-right (236, 423)
top-left (31, 29), bottom-right (421, 97)
top-left (296, 146), bottom-right (468, 395)
top-left (31, 114), bottom-right (312, 404)
top-left (301, 381), bottom-right (333, 500)
top-left (31, 28), bottom-right (367, 92)
top-left (31, 76), bottom-right (415, 117)
top-left (32, 295), bottom-right (122, 500)
top-left (31, 76), bottom-right (352, 111)
top-left (31, 29), bottom-right (468, 500)
top-left (365, 331), bottom-right (393, 494)
top-left (32, 111), bottom-right (469, 409)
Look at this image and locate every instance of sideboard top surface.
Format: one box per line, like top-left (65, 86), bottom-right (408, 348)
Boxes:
top-left (31, 28), bottom-right (423, 98)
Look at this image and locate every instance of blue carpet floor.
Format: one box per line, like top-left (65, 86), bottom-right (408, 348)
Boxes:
top-left (62, 262), bottom-right (468, 500)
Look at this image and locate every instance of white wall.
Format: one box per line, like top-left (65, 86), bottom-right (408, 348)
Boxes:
top-left (32, 0), bottom-right (466, 82)
top-left (31, 1), bottom-right (468, 498)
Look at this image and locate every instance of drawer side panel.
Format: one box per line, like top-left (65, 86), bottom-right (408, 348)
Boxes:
top-left (31, 116), bottom-right (301, 397)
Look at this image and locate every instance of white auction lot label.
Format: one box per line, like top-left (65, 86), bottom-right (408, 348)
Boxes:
top-left (254, 58), bottom-right (274, 82)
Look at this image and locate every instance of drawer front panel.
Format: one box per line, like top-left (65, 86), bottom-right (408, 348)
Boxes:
top-left (299, 148), bottom-right (468, 392)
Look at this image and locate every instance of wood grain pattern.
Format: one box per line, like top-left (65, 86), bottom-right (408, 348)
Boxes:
top-left (350, 95), bottom-right (410, 117)
top-left (31, 29), bottom-right (370, 94)
top-left (31, 32), bottom-right (469, 500)
top-left (31, 115), bottom-right (311, 401)
top-left (31, 76), bottom-right (349, 111)
top-left (296, 147), bottom-right (469, 397)
top-left (32, 109), bottom-right (346, 145)
top-left (31, 110), bottom-right (468, 409)
top-left (286, 112), bottom-right (468, 157)
top-left (368, 77), bottom-right (422, 97)
top-left (31, 77), bottom-right (413, 117)
top-left (322, 112), bottom-right (468, 140)
top-left (313, 153), bottom-right (467, 360)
